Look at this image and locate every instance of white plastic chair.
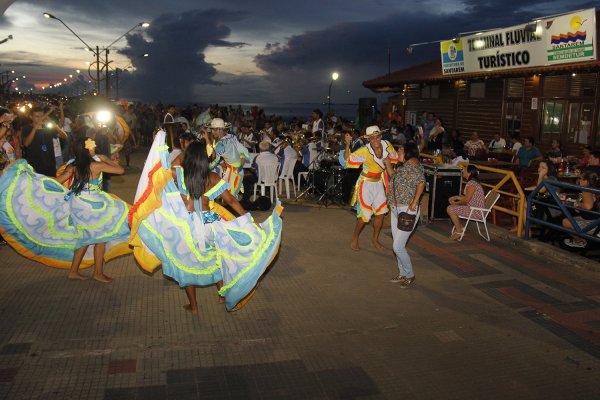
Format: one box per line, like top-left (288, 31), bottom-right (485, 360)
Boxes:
top-left (253, 162), bottom-right (280, 202)
top-left (278, 157), bottom-right (297, 199)
top-left (452, 190), bottom-right (501, 242)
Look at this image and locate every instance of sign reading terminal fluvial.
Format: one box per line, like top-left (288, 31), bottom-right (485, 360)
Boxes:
top-left (440, 8), bottom-right (596, 75)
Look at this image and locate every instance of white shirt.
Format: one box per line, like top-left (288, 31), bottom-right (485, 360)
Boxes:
top-left (253, 151), bottom-right (279, 169)
top-left (512, 141), bottom-right (522, 153)
top-left (489, 138), bottom-right (506, 150)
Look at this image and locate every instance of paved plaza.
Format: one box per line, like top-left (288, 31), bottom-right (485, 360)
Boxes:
top-left (0, 152), bottom-right (599, 399)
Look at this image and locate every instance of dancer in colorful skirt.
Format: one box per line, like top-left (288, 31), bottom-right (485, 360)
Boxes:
top-left (340, 125), bottom-right (398, 251)
top-left (129, 130), bottom-right (282, 313)
top-left (0, 137), bottom-right (131, 281)
top-left (208, 118), bottom-right (249, 198)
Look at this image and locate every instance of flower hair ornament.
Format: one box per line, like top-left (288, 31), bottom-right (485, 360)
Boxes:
top-left (85, 138), bottom-right (97, 150)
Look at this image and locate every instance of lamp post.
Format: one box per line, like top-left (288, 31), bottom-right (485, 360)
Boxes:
top-left (104, 22), bottom-right (149, 98)
top-left (44, 12), bottom-right (101, 95)
top-left (44, 13), bottom-right (149, 98)
top-left (115, 53), bottom-right (148, 98)
top-left (328, 72), bottom-right (339, 114)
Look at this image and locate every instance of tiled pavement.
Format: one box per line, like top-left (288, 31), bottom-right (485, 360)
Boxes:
top-left (0, 155), bottom-right (599, 399)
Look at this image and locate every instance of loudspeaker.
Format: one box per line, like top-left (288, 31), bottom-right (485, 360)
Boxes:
top-left (423, 165), bottom-right (463, 219)
top-left (358, 97), bottom-right (377, 128)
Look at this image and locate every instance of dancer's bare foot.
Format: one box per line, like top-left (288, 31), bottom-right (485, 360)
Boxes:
top-left (350, 240), bottom-right (360, 251)
top-left (217, 296), bottom-right (225, 304)
top-left (92, 274), bottom-right (113, 284)
top-left (372, 240), bottom-right (385, 250)
top-left (183, 304), bottom-right (198, 314)
top-left (68, 272), bottom-right (89, 281)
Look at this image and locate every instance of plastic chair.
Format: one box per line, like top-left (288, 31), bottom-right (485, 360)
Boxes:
top-left (278, 157), bottom-right (297, 199)
top-left (253, 162), bottom-right (280, 202)
top-left (452, 190), bottom-right (501, 241)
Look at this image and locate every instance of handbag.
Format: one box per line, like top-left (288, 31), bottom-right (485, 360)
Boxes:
top-left (397, 211), bottom-right (417, 231)
top-left (392, 172), bottom-right (417, 232)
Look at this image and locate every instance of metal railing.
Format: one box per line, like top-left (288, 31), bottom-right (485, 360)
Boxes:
top-left (525, 180), bottom-right (600, 243)
top-left (460, 162), bottom-right (526, 237)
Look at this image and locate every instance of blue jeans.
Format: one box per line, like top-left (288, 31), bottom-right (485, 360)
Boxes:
top-left (390, 205), bottom-right (419, 278)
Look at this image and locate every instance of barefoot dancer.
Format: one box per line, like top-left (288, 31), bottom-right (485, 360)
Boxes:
top-left (0, 137), bottom-right (131, 277)
top-left (59, 138), bottom-right (130, 282)
top-left (340, 126), bottom-right (398, 250)
top-left (129, 130), bottom-right (282, 314)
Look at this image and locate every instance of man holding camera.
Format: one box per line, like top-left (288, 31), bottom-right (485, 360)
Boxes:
top-left (21, 105), bottom-right (67, 177)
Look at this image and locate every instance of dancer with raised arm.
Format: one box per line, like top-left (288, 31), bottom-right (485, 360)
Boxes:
top-left (129, 130), bottom-right (282, 314)
top-left (340, 125), bottom-right (398, 250)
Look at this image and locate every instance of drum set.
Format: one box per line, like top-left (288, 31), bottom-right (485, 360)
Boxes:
top-left (296, 147), bottom-right (346, 206)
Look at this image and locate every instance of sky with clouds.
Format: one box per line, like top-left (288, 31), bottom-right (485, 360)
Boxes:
top-left (0, 0), bottom-right (596, 106)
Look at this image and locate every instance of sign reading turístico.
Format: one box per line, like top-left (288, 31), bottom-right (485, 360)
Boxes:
top-left (440, 8), bottom-right (596, 75)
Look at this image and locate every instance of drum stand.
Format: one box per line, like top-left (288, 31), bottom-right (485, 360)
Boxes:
top-left (317, 170), bottom-right (345, 207)
top-left (295, 151), bottom-right (327, 200)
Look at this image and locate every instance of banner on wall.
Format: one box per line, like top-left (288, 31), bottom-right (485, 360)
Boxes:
top-left (440, 8), bottom-right (597, 75)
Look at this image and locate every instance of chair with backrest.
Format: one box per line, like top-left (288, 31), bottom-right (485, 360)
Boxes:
top-left (279, 157), bottom-right (297, 199)
top-left (254, 161), bottom-right (280, 202)
top-left (452, 190), bottom-right (501, 241)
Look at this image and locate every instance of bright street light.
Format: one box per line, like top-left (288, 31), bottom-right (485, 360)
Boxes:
top-left (328, 72), bottom-right (340, 114)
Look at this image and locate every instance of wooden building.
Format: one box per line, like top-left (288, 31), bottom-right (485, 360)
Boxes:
top-left (363, 10), bottom-right (600, 156)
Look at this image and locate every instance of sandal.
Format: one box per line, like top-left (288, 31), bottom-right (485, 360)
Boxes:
top-left (450, 231), bottom-right (463, 241)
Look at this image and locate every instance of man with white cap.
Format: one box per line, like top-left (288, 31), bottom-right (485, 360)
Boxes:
top-left (208, 118), bottom-right (249, 199)
top-left (340, 125), bottom-right (398, 251)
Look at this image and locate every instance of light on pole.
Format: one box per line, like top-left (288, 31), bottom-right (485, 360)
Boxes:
top-left (44, 12), bottom-right (149, 98)
top-left (328, 72), bottom-right (339, 114)
top-left (43, 12), bottom-right (101, 95)
top-left (104, 22), bottom-right (150, 98)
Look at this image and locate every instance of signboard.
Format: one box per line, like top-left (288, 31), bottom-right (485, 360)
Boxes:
top-left (440, 8), bottom-right (596, 75)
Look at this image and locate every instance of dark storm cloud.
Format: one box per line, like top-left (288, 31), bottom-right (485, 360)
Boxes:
top-left (117, 8), bottom-right (248, 102)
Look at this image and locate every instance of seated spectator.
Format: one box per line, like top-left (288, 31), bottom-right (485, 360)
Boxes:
top-left (446, 165), bottom-right (485, 240)
top-left (451, 149), bottom-right (469, 166)
top-left (578, 145), bottom-right (592, 168)
top-left (562, 171), bottom-right (600, 248)
top-left (464, 131), bottom-right (487, 160)
top-left (251, 140), bottom-right (279, 170)
top-left (516, 136), bottom-right (543, 168)
top-left (584, 150), bottom-right (600, 175)
top-left (545, 139), bottom-right (563, 163)
top-left (508, 133), bottom-right (522, 156)
top-left (488, 133), bottom-right (506, 150)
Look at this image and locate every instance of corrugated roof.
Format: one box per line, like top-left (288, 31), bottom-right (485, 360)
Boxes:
top-left (363, 59), bottom-right (600, 92)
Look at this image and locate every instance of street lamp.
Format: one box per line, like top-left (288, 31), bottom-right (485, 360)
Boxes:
top-left (44, 12), bottom-right (149, 97)
top-left (115, 53), bottom-right (149, 98)
top-left (44, 12), bottom-right (101, 94)
top-left (104, 22), bottom-right (150, 98)
top-left (328, 72), bottom-right (339, 114)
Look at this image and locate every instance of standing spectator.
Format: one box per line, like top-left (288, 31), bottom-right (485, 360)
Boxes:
top-left (383, 142), bottom-right (425, 288)
top-left (428, 118), bottom-right (446, 151)
top-left (21, 105), bottom-right (66, 177)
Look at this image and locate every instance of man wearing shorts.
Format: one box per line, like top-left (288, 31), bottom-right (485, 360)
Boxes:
top-left (341, 125), bottom-right (398, 250)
